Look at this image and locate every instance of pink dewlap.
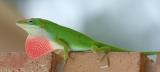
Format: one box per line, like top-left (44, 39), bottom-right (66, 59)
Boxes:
top-left (25, 36), bottom-right (53, 59)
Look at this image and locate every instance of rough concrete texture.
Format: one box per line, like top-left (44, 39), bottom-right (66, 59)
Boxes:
top-left (156, 54), bottom-right (160, 72)
top-left (64, 52), bottom-right (149, 72)
top-left (0, 52), bottom-right (56, 72)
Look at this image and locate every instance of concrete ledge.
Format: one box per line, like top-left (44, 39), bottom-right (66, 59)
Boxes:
top-left (0, 52), bottom-right (56, 72)
top-left (64, 52), bottom-right (150, 72)
top-left (0, 52), bottom-right (156, 72)
top-left (156, 54), bottom-right (160, 72)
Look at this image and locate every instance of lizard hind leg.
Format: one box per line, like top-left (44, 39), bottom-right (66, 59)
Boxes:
top-left (92, 45), bottom-right (111, 68)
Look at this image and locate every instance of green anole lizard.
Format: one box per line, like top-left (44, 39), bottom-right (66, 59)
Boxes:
top-left (16, 18), bottom-right (159, 62)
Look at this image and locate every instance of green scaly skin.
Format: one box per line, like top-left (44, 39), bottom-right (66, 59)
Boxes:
top-left (17, 18), bottom-right (160, 61)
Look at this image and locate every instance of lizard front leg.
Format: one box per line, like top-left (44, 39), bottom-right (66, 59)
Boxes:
top-left (56, 38), bottom-right (70, 62)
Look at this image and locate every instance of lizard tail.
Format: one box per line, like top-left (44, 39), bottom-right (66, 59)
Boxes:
top-left (97, 42), bottom-right (160, 55)
top-left (142, 51), bottom-right (160, 55)
top-left (111, 47), bottom-right (160, 55)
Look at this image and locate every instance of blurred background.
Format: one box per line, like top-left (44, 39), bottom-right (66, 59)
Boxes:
top-left (1, 0), bottom-right (160, 52)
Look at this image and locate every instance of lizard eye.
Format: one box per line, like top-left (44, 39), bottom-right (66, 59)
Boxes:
top-left (27, 20), bottom-right (34, 25)
top-left (29, 20), bottom-right (33, 23)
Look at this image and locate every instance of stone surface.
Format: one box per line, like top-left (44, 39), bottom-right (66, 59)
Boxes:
top-left (156, 54), bottom-right (160, 72)
top-left (64, 52), bottom-right (149, 72)
top-left (0, 52), bottom-right (56, 72)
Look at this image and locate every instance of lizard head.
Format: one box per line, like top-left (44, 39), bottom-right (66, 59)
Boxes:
top-left (16, 18), bottom-right (47, 36)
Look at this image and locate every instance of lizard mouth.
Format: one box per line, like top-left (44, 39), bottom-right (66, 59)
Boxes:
top-left (16, 19), bottom-right (32, 28)
top-left (17, 19), bottom-right (30, 24)
top-left (16, 19), bottom-right (30, 29)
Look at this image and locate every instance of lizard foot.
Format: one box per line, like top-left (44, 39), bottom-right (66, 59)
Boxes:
top-left (99, 53), bottom-right (110, 69)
